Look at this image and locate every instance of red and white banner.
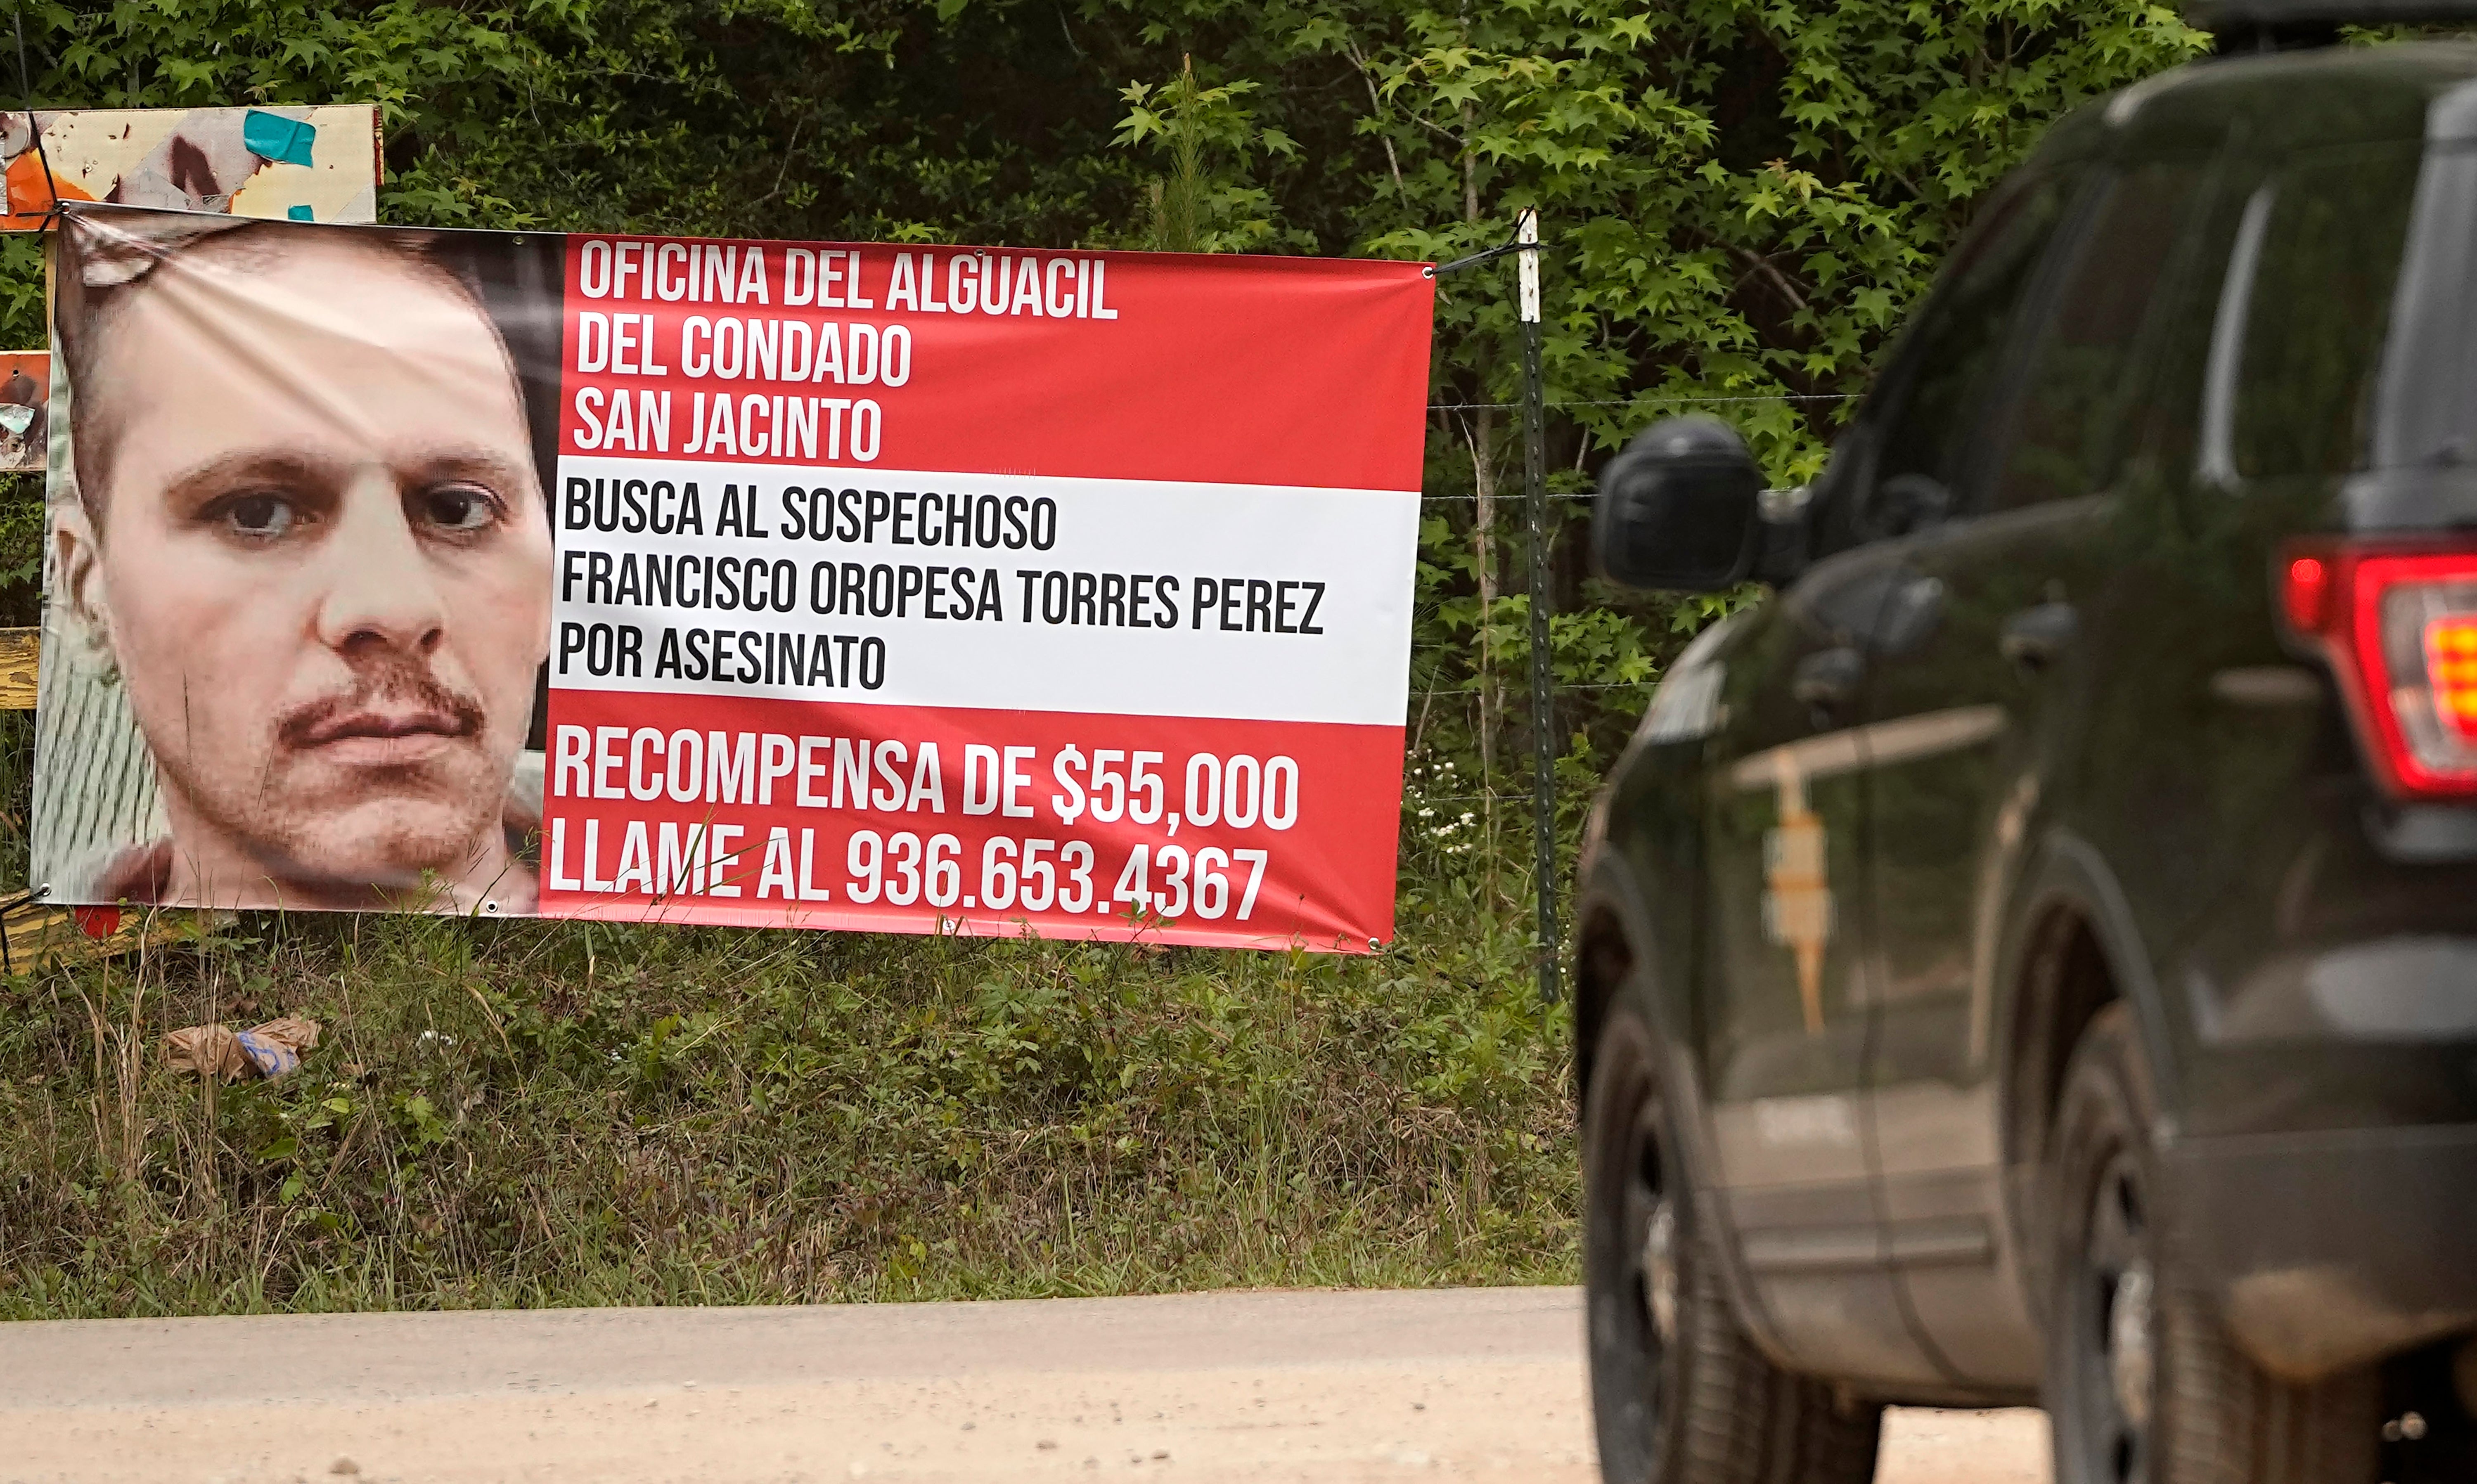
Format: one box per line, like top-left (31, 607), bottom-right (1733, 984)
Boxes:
top-left (37, 211), bottom-right (1431, 948)
top-left (543, 240), bottom-right (1430, 949)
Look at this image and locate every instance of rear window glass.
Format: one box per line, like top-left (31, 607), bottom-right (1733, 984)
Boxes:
top-left (1873, 170), bottom-right (2079, 497)
top-left (1992, 161), bottom-right (2201, 509)
top-left (2222, 141), bottom-right (2425, 480)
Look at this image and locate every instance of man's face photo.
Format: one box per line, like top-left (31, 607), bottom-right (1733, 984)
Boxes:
top-left (56, 226), bottom-right (554, 910)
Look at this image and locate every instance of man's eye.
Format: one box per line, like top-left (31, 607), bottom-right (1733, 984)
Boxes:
top-left (417, 484), bottom-right (503, 533)
top-left (224, 494), bottom-right (297, 537)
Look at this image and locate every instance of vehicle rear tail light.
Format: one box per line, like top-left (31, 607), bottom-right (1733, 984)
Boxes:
top-left (2280, 554), bottom-right (2330, 632)
top-left (2279, 543), bottom-right (2477, 800)
top-left (2427, 615), bottom-right (2477, 741)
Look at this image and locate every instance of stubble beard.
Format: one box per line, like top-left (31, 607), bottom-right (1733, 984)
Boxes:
top-left (147, 657), bottom-right (516, 902)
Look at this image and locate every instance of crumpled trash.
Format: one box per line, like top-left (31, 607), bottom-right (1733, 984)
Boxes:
top-left (164, 1016), bottom-right (322, 1082)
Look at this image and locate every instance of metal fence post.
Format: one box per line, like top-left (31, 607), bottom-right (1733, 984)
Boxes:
top-left (1421, 212), bottom-right (1559, 1002)
top-left (1516, 208), bottom-right (1558, 1004)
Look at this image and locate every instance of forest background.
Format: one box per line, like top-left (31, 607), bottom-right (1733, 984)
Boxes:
top-left (0, 0), bottom-right (2205, 1316)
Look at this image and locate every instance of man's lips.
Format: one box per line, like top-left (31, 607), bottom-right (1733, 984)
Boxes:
top-left (295, 706), bottom-right (474, 747)
top-left (276, 666), bottom-right (492, 761)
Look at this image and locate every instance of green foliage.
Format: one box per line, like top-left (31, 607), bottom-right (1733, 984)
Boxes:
top-left (1097, 0), bottom-right (2204, 463)
top-left (1122, 56), bottom-right (1301, 251)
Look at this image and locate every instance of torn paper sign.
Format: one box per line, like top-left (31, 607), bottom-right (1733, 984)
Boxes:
top-left (0, 350), bottom-right (42, 472)
top-left (0, 106), bottom-right (379, 230)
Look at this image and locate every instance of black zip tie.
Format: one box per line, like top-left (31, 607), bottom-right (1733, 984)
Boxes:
top-left (1428, 394), bottom-right (1853, 411)
top-left (1424, 229), bottom-right (1546, 279)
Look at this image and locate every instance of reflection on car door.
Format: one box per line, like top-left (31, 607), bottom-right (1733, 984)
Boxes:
top-left (1696, 164), bottom-right (2083, 1388)
top-left (1700, 537), bottom-right (1933, 1383)
top-left (1858, 158), bottom-right (2207, 1387)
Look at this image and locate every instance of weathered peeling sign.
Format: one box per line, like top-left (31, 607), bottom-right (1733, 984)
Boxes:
top-left (0, 107), bottom-right (380, 230)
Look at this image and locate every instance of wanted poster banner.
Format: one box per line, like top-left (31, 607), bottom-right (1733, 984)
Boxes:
top-left (34, 204), bottom-right (1433, 952)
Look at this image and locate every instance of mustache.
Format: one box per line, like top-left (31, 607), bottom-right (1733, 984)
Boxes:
top-left (275, 661), bottom-right (488, 750)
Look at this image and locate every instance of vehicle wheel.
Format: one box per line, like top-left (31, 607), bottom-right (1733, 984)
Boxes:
top-left (1584, 999), bottom-right (1881, 1484)
top-left (2045, 1004), bottom-right (2382, 1484)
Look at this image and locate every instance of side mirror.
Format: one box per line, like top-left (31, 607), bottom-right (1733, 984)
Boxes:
top-left (1590, 415), bottom-right (1765, 592)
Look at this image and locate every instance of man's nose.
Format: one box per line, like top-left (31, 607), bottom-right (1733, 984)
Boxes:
top-left (313, 469), bottom-right (448, 656)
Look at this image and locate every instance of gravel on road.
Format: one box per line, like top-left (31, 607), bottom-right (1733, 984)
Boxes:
top-left (0, 1286), bottom-right (2046, 1483)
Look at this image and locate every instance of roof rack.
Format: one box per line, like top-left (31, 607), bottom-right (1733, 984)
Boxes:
top-left (2192, 0), bottom-right (2477, 51)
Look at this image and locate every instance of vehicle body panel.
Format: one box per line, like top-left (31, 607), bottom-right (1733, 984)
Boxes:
top-left (1576, 38), bottom-right (2477, 1402)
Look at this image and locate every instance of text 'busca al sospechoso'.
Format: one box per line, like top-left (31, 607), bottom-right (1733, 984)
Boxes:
top-left (553, 478), bottom-right (1331, 696)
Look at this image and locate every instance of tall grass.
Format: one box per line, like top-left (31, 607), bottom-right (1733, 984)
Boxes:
top-left (0, 819), bottom-right (1575, 1318)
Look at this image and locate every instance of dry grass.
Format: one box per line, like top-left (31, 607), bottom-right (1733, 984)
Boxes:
top-left (0, 853), bottom-right (1576, 1317)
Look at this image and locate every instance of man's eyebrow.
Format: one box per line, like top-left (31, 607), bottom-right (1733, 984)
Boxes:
top-left (400, 446), bottom-right (537, 489)
top-left (156, 451), bottom-right (341, 507)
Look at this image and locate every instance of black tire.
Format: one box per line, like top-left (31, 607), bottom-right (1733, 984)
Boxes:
top-left (1584, 998), bottom-right (1881, 1484)
top-left (2045, 1004), bottom-right (2382, 1484)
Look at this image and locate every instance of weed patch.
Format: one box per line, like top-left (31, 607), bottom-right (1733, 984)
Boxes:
top-left (0, 861), bottom-right (1574, 1316)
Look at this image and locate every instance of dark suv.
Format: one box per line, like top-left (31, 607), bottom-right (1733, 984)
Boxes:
top-left (1572, 12), bottom-right (2477, 1484)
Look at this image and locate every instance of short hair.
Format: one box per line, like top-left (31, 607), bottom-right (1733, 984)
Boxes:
top-left (52, 215), bottom-right (511, 531)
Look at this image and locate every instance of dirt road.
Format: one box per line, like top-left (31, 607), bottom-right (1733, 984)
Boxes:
top-left (0, 1287), bottom-right (2045, 1483)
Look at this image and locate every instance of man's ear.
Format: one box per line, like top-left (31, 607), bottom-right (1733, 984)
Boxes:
top-left (51, 502), bottom-right (114, 660)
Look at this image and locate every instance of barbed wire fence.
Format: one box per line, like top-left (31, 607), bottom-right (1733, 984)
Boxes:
top-left (1395, 387), bottom-right (1857, 956)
